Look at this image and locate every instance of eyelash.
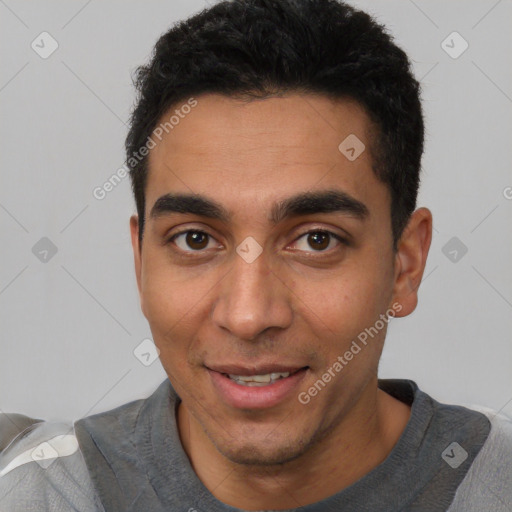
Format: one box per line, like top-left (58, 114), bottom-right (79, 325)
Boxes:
top-left (167, 229), bottom-right (348, 256)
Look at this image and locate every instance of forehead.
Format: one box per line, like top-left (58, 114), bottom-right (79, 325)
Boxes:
top-left (145, 93), bottom-right (388, 221)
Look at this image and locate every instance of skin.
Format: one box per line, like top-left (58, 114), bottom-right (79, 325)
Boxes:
top-left (130, 93), bottom-right (432, 509)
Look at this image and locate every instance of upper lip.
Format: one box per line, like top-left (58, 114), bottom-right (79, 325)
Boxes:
top-left (206, 364), bottom-right (308, 376)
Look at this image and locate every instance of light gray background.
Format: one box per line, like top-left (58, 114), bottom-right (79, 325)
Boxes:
top-left (1, 0), bottom-right (511, 423)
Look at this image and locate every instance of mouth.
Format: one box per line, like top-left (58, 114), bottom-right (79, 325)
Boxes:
top-left (220, 366), bottom-right (307, 387)
top-left (224, 368), bottom-right (304, 386)
top-left (206, 365), bottom-right (309, 409)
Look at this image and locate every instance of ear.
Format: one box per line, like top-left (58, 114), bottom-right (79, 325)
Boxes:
top-left (130, 215), bottom-right (143, 298)
top-left (391, 207), bottom-right (433, 317)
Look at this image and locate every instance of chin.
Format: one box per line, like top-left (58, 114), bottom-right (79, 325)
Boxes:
top-left (206, 427), bottom-right (312, 467)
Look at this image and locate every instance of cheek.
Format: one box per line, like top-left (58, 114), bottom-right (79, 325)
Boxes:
top-left (293, 260), bottom-right (393, 343)
top-left (139, 256), bottom-right (223, 364)
top-left (140, 273), bottom-right (198, 388)
top-left (139, 261), bottom-right (194, 348)
top-left (141, 253), bottom-right (200, 320)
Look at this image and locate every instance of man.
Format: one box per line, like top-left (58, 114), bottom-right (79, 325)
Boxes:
top-left (1, 0), bottom-right (511, 510)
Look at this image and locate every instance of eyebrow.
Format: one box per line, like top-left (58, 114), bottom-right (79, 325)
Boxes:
top-left (149, 189), bottom-right (369, 224)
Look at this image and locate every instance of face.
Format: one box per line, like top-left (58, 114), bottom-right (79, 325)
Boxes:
top-left (130, 93), bottom-right (424, 466)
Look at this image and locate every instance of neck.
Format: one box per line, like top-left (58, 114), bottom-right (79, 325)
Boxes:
top-left (177, 380), bottom-right (411, 510)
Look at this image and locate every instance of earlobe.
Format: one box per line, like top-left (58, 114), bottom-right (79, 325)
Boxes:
top-left (391, 208), bottom-right (433, 317)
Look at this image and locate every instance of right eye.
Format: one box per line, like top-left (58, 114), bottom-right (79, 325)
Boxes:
top-left (169, 230), bottom-right (220, 253)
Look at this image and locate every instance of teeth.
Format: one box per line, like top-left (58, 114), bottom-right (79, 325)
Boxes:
top-left (228, 372), bottom-right (290, 386)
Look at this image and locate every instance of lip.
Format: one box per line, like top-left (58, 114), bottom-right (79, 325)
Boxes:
top-left (207, 366), bottom-right (309, 410)
top-left (207, 363), bottom-right (305, 376)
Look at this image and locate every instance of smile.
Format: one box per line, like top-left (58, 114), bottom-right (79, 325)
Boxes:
top-left (207, 366), bottom-right (309, 409)
top-left (227, 371), bottom-right (292, 386)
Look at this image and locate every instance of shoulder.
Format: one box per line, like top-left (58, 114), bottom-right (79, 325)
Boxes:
top-left (74, 378), bottom-right (173, 443)
top-left (0, 381), bottom-right (181, 511)
top-left (0, 413), bottom-right (104, 511)
top-left (71, 380), bottom-right (176, 509)
top-left (75, 391), bottom-right (148, 438)
top-left (0, 413), bottom-right (42, 451)
top-left (448, 408), bottom-right (512, 512)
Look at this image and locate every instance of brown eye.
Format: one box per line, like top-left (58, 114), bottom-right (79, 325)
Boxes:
top-left (292, 230), bottom-right (345, 253)
top-left (186, 231), bottom-right (209, 250)
top-left (307, 231), bottom-right (330, 251)
top-left (172, 230), bottom-right (214, 251)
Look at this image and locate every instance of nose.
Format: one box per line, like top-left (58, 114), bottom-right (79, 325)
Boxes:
top-left (211, 248), bottom-right (293, 341)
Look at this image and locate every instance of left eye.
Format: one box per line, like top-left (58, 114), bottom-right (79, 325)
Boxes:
top-left (171, 230), bottom-right (218, 251)
top-left (292, 231), bottom-right (343, 252)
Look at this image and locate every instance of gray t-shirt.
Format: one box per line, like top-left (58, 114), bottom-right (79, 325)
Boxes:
top-left (1, 379), bottom-right (511, 511)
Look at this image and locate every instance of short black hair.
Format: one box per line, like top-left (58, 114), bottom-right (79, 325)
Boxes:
top-left (126, 0), bottom-right (424, 249)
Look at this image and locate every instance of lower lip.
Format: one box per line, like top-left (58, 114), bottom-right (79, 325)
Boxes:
top-left (208, 368), bottom-right (308, 410)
